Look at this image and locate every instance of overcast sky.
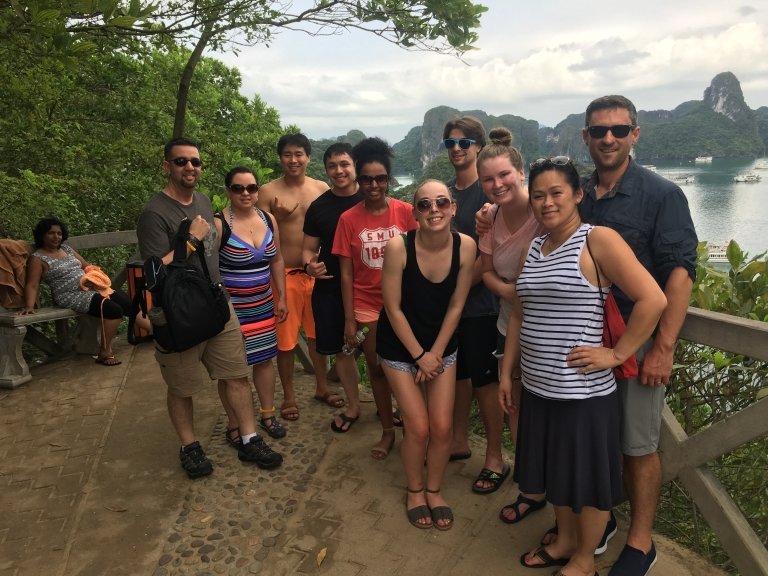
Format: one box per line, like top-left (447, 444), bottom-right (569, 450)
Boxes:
top-left (214, 1), bottom-right (768, 144)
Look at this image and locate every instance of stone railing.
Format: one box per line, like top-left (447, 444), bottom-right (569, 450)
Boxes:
top-left (660, 307), bottom-right (768, 575)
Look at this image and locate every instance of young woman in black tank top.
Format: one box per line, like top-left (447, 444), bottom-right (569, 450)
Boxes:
top-left (377, 180), bottom-right (476, 531)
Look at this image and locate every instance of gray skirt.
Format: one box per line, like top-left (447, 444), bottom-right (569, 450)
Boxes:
top-left (513, 387), bottom-right (623, 512)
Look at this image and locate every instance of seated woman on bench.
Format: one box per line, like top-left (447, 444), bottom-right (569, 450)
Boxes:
top-left (20, 217), bottom-right (132, 366)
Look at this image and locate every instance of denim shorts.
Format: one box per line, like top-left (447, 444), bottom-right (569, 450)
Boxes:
top-left (379, 351), bottom-right (457, 375)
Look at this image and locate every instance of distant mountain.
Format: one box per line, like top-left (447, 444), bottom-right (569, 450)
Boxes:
top-left (388, 72), bottom-right (765, 174)
top-left (310, 72), bottom-right (765, 177)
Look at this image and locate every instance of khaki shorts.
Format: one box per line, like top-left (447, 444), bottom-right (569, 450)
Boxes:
top-left (617, 339), bottom-right (665, 456)
top-left (276, 270), bottom-right (316, 351)
top-left (155, 302), bottom-right (249, 397)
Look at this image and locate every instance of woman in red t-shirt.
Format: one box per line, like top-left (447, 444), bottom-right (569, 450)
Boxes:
top-left (332, 137), bottom-right (417, 459)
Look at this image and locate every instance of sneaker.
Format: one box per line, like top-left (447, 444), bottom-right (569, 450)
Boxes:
top-left (595, 511), bottom-right (618, 555)
top-left (238, 435), bottom-right (283, 469)
top-left (180, 441), bottom-right (213, 479)
top-left (608, 541), bottom-right (657, 576)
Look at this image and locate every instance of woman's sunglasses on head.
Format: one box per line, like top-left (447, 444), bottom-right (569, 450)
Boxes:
top-left (415, 196), bottom-right (453, 213)
top-left (529, 156), bottom-right (573, 170)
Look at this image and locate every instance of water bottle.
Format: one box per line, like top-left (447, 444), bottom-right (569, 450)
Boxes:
top-left (342, 326), bottom-right (369, 355)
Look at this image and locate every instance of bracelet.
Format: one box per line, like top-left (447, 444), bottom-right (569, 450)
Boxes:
top-left (302, 262), bottom-right (311, 275)
top-left (413, 349), bottom-right (426, 362)
top-left (186, 240), bottom-right (197, 252)
top-left (187, 234), bottom-right (202, 251)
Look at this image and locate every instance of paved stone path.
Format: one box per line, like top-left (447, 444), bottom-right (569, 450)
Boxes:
top-left (0, 340), bottom-right (725, 576)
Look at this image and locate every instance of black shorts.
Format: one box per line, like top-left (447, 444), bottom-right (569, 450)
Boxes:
top-left (311, 283), bottom-right (345, 355)
top-left (456, 315), bottom-right (498, 387)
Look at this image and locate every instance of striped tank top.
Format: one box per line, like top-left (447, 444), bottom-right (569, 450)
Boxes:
top-left (516, 223), bottom-right (615, 400)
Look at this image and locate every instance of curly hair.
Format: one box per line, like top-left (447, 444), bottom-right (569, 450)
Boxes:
top-left (33, 217), bottom-right (69, 248)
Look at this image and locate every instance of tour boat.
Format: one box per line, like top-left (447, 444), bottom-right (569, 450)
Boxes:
top-left (694, 155), bottom-right (713, 163)
top-left (707, 242), bottom-right (728, 263)
top-left (672, 174), bottom-right (695, 184)
top-left (733, 172), bottom-right (762, 183)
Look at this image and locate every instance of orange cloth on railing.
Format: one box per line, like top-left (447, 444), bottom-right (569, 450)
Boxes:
top-left (0, 239), bottom-right (32, 308)
top-left (79, 265), bottom-right (114, 297)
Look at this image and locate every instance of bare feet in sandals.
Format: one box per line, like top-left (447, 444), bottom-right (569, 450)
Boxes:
top-left (370, 428), bottom-right (395, 460)
top-left (314, 390), bottom-right (345, 408)
top-left (280, 401), bottom-right (299, 421)
top-left (95, 353), bottom-right (121, 366)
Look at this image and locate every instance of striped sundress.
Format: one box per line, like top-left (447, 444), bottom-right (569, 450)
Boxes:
top-left (219, 209), bottom-right (278, 365)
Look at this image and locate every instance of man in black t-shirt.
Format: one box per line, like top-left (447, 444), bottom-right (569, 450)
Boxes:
top-left (302, 143), bottom-right (363, 431)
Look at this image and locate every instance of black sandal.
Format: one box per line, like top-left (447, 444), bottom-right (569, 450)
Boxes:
top-left (260, 416), bottom-right (286, 439)
top-left (225, 427), bottom-right (242, 449)
top-left (406, 487), bottom-right (432, 529)
top-left (425, 488), bottom-right (453, 531)
top-left (499, 493), bottom-right (546, 524)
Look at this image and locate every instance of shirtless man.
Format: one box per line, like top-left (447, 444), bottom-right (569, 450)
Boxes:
top-left (257, 133), bottom-right (345, 420)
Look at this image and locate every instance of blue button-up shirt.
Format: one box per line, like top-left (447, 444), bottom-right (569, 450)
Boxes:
top-left (580, 157), bottom-right (698, 320)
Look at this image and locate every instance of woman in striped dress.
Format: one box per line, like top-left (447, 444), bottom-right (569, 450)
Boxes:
top-left (499, 157), bottom-right (666, 576)
top-left (215, 167), bottom-right (287, 441)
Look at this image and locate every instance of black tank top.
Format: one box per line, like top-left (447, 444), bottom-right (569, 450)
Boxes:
top-left (376, 230), bottom-right (461, 362)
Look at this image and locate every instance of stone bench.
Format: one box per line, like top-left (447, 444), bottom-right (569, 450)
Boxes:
top-left (0, 230), bottom-right (137, 389)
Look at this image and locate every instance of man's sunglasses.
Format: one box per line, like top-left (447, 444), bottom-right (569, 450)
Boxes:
top-left (415, 196), bottom-right (453, 213)
top-left (585, 124), bottom-right (635, 139)
top-left (229, 183), bottom-right (259, 193)
top-left (358, 174), bottom-right (389, 186)
top-left (529, 156), bottom-right (572, 170)
top-left (443, 138), bottom-right (476, 150)
top-left (171, 157), bottom-right (202, 167)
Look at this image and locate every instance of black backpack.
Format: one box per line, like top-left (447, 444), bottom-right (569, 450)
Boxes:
top-left (143, 219), bottom-right (230, 352)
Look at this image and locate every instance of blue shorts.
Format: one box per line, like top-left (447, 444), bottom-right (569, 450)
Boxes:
top-left (380, 351), bottom-right (457, 375)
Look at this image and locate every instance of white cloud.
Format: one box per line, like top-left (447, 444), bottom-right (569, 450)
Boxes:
top-left (215, 1), bottom-right (768, 141)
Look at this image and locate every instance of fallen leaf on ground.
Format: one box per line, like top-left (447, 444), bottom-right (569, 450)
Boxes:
top-left (316, 547), bottom-right (327, 567)
top-left (104, 506), bottom-right (127, 512)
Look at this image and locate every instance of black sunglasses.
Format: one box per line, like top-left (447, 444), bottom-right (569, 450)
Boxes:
top-left (443, 138), bottom-right (476, 150)
top-left (529, 156), bottom-right (572, 170)
top-left (358, 174), bottom-right (389, 186)
top-left (415, 196), bottom-right (453, 213)
top-left (586, 124), bottom-right (635, 139)
top-left (229, 183), bottom-right (259, 193)
top-left (171, 157), bottom-right (202, 167)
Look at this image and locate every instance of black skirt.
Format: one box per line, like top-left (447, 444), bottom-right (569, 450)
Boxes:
top-left (513, 387), bottom-right (623, 512)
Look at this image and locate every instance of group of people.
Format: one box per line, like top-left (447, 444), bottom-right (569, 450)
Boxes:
top-left (22, 93), bottom-right (697, 576)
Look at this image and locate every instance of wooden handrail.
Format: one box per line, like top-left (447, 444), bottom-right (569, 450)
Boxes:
top-left (659, 306), bottom-right (768, 575)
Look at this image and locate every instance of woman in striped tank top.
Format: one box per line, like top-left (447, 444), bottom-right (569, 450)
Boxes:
top-left (215, 167), bottom-right (288, 443)
top-left (499, 158), bottom-right (666, 575)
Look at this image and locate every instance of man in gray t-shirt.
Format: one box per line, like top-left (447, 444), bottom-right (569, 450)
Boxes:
top-left (137, 137), bottom-right (282, 478)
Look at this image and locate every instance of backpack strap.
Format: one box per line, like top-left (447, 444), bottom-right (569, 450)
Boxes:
top-left (172, 218), bottom-right (214, 282)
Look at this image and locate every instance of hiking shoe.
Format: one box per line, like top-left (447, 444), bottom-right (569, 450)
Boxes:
top-left (595, 510), bottom-right (618, 555)
top-left (180, 441), bottom-right (213, 479)
top-left (608, 541), bottom-right (657, 576)
top-left (238, 435), bottom-right (283, 469)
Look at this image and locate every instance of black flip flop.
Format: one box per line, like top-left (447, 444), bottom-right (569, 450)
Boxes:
top-left (519, 546), bottom-right (569, 569)
top-left (330, 413), bottom-right (358, 433)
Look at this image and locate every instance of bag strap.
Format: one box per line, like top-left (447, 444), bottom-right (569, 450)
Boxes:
top-left (584, 231), bottom-right (613, 343)
top-left (172, 218), bottom-right (215, 282)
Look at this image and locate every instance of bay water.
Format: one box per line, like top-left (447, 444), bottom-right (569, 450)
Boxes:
top-left (396, 157), bottom-right (768, 259)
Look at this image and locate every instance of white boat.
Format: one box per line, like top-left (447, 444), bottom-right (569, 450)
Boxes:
top-left (734, 172), bottom-right (762, 183)
top-left (643, 164), bottom-right (658, 172)
top-left (753, 159), bottom-right (768, 170)
top-left (707, 242), bottom-right (728, 263)
top-left (672, 174), bottom-right (695, 184)
top-left (695, 156), bottom-right (713, 163)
